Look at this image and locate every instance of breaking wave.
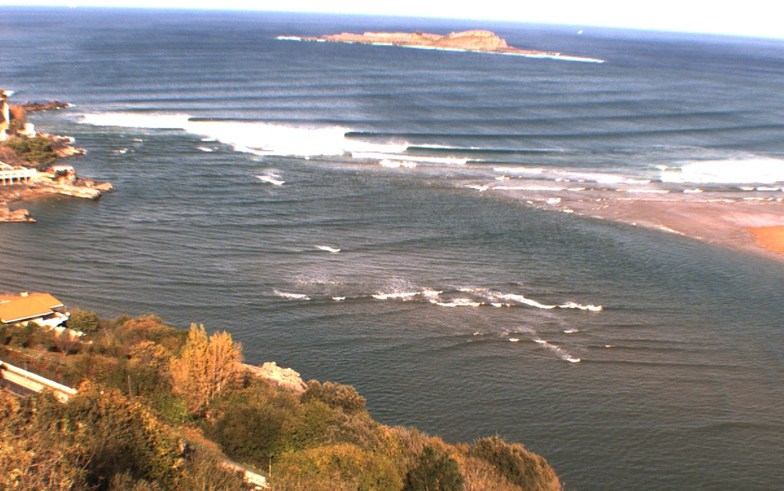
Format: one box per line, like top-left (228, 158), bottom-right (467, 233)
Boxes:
top-left (533, 337), bottom-right (582, 363)
top-left (78, 112), bottom-right (407, 158)
top-left (273, 289), bottom-right (310, 300)
top-left (661, 157), bottom-right (784, 184)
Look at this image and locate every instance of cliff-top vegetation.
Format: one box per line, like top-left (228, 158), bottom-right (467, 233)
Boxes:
top-left (0, 313), bottom-right (561, 490)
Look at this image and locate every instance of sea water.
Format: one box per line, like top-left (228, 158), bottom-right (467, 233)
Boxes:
top-left (1, 8), bottom-right (783, 489)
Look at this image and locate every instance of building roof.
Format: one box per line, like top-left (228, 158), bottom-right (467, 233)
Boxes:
top-left (0, 292), bottom-right (64, 324)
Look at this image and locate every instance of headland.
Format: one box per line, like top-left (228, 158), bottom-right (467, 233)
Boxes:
top-left (280, 29), bottom-right (605, 63)
top-left (0, 89), bottom-right (112, 223)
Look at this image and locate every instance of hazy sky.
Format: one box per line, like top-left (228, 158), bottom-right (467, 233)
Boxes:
top-left (2, 0), bottom-right (781, 40)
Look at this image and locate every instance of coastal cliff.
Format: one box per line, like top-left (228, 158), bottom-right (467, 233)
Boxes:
top-left (286, 29), bottom-right (604, 62)
top-left (1, 313), bottom-right (562, 490)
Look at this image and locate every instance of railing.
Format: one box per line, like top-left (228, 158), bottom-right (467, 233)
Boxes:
top-left (0, 359), bottom-right (77, 402)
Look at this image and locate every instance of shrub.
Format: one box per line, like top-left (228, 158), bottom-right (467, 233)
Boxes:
top-left (470, 436), bottom-right (561, 491)
top-left (301, 380), bottom-right (366, 414)
top-left (2, 135), bottom-right (57, 168)
top-left (275, 443), bottom-right (401, 491)
top-left (403, 445), bottom-right (464, 491)
top-left (66, 309), bottom-right (100, 333)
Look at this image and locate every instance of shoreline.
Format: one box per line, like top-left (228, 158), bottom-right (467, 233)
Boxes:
top-left (568, 197), bottom-right (784, 261)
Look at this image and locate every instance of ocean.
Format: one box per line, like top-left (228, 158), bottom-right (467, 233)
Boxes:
top-left (1, 7), bottom-right (783, 489)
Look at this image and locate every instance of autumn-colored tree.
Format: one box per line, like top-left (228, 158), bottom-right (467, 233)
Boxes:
top-left (170, 323), bottom-right (244, 417)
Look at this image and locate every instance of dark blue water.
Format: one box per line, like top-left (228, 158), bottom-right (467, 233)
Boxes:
top-left (1, 8), bottom-right (784, 489)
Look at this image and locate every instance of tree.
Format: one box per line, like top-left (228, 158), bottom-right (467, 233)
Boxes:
top-left (66, 309), bottom-right (100, 333)
top-left (170, 323), bottom-right (243, 417)
top-left (403, 445), bottom-right (464, 491)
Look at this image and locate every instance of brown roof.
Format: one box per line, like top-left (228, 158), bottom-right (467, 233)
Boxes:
top-left (0, 292), bottom-right (64, 324)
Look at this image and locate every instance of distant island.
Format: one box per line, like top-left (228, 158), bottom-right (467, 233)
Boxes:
top-left (278, 29), bottom-right (605, 63)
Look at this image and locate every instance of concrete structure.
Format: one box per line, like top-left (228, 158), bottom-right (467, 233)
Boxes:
top-left (0, 162), bottom-right (38, 186)
top-left (0, 359), bottom-right (77, 402)
top-left (0, 291), bottom-right (68, 327)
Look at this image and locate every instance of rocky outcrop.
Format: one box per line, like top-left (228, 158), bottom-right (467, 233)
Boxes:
top-left (245, 361), bottom-right (307, 394)
top-left (19, 100), bottom-right (71, 113)
top-left (0, 206), bottom-right (34, 223)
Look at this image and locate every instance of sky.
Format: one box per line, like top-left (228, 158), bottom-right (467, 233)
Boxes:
top-left (1, 0), bottom-right (781, 40)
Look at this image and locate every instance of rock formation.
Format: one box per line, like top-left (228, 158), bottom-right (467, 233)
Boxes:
top-left (245, 361), bottom-right (308, 394)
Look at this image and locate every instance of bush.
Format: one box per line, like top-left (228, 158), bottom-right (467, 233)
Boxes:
top-left (470, 436), bottom-right (561, 491)
top-left (66, 309), bottom-right (100, 333)
top-left (2, 135), bottom-right (57, 168)
top-left (301, 380), bottom-right (366, 414)
top-left (403, 445), bottom-right (464, 491)
top-left (209, 400), bottom-right (288, 465)
top-left (275, 443), bottom-right (401, 491)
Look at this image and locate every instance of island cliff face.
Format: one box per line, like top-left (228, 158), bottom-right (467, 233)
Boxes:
top-left (318, 30), bottom-right (515, 52)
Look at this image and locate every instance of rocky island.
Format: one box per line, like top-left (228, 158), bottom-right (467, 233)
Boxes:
top-left (280, 29), bottom-right (604, 63)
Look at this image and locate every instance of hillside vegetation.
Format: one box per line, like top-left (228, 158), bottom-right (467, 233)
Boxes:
top-left (0, 314), bottom-right (561, 490)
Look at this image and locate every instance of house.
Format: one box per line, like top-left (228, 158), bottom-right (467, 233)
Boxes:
top-left (0, 291), bottom-right (69, 328)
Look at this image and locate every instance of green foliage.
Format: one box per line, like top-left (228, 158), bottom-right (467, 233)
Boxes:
top-left (66, 308), bottom-right (100, 333)
top-left (470, 436), bottom-right (561, 491)
top-left (2, 135), bottom-right (57, 168)
top-left (302, 380), bottom-right (367, 414)
top-left (65, 383), bottom-right (182, 488)
top-left (403, 445), bottom-right (464, 491)
top-left (210, 398), bottom-right (288, 465)
top-left (275, 443), bottom-right (402, 491)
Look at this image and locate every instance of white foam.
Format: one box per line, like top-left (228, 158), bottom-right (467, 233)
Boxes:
top-left (495, 293), bottom-right (556, 310)
top-left (379, 159), bottom-right (417, 168)
top-left (316, 245), bottom-right (341, 253)
top-left (465, 184), bottom-right (490, 192)
top-left (662, 158), bottom-right (784, 184)
top-left (509, 338), bottom-right (520, 343)
top-left (559, 301), bottom-right (603, 312)
top-left (372, 291), bottom-right (418, 301)
top-left (494, 166), bottom-right (544, 174)
top-left (197, 146), bottom-right (214, 152)
top-left (421, 289), bottom-right (442, 299)
top-left (256, 175), bottom-right (285, 186)
top-left (429, 298), bottom-right (483, 308)
top-left (563, 328), bottom-right (580, 334)
top-left (79, 111), bottom-right (408, 158)
top-left (533, 337), bottom-right (581, 363)
top-left (521, 53), bottom-right (604, 63)
top-left (274, 289), bottom-right (310, 300)
top-left (332, 296), bottom-right (346, 302)
top-left (353, 152), bottom-right (466, 166)
top-left (683, 188), bottom-right (703, 193)
top-left (112, 148), bottom-right (128, 154)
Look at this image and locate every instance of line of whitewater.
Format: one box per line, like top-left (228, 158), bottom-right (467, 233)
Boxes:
top-left (273, 286), bottom-right (602, 312)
